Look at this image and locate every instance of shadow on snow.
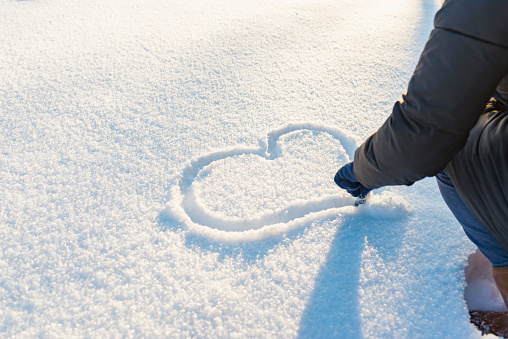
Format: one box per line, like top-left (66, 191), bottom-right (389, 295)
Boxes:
top-left (297, 212), bottom-right (407, 338)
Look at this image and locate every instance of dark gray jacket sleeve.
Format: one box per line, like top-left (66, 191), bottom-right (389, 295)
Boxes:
top-left (353, 0), bottom-right (508, 189)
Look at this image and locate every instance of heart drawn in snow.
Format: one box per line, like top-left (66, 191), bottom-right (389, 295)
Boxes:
top-left (166, 122), bottom-right (409, 242)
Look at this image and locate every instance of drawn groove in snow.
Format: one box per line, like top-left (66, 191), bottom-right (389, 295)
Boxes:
top-left (167, 122), bottom-right (410, 241)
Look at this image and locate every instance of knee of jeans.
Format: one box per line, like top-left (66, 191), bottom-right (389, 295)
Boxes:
top-left (436, 169), bottom-right (454, 188)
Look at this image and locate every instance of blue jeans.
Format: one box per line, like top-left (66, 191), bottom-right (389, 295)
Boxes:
top-left (436, 170), bottom-right (508, 267)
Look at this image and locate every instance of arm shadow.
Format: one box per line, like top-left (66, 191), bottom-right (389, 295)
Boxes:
top-left (297, 212), bottom-right (407, 338)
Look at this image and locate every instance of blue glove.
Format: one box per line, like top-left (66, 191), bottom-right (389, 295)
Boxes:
top-left (334, 162), bottom-right (371, 198)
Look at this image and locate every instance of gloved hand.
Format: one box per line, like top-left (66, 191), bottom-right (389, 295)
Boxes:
top-left (334, 162), bottom-right (371, 198)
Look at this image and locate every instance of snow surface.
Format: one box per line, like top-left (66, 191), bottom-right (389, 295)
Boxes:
top-left (0, 0), bottom-right (499, 337)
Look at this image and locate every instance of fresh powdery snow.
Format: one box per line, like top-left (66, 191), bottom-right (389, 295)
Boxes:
top-left (0, 0), bottom-right (501, 337)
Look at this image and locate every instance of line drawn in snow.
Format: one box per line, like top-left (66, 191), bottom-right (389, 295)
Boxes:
top-left (165, 122), bottom-right (410, 242)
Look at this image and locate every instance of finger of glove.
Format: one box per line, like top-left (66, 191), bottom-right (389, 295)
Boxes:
top-left (334, 174), bottom-right (371, 198)
top-left (334, 178), bottom-right (364, 197)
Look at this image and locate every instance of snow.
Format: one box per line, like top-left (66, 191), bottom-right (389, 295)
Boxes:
top-left (0, 0), bottom-right (499, 337)
top-left (167, 123), bottom-right (412, 242)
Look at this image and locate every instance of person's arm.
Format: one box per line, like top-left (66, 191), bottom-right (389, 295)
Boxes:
top-left (352, 0), bottom-right (508, 189)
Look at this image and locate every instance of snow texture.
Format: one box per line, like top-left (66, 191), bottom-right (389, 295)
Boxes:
top-left (167, 123), bottom-right (410, 241)
top-left (0, 0), bottom-right (498, 337)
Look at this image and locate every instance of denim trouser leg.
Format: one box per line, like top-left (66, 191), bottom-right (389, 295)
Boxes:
top-left (436, 170), bottom-right (508, 267)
